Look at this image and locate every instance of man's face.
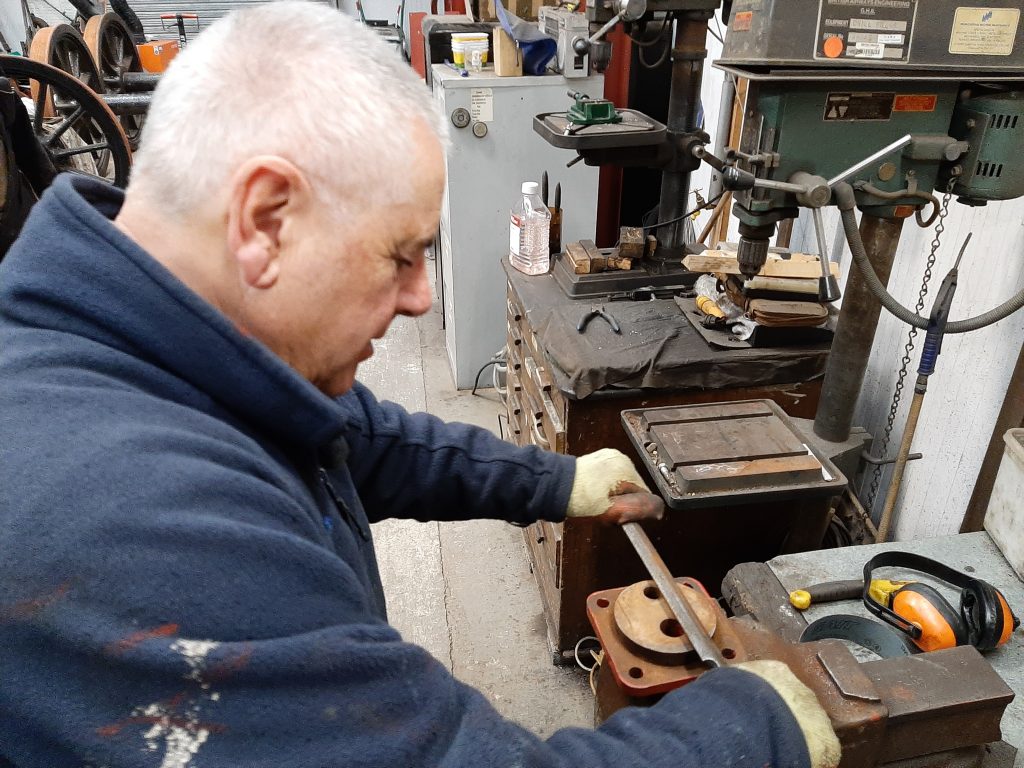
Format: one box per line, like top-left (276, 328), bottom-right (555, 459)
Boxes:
top-left (267, 130), bottom-right (444, 397)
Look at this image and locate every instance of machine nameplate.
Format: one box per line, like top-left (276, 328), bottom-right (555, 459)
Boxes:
top-left (815, 0), bottom-right (918, 63)
top-left (823, 91), bottom-right (895, 121)
top-left (949, 7), bottom-right (1020, 55)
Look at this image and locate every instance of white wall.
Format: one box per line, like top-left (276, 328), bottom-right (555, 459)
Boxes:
top-left (1, 3), bottom-right (27, 54)
top-left (692, 11), bottom-right (1024, 539)
top-left (790, 201), bottom-right (1024, 540)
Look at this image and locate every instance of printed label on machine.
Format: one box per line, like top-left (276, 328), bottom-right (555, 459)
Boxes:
top-left (823, 92), bottom-right (895, 122)
top-left (815, 0), bottom-right (917, 62)
top-left (470, 89), bottom-right (494, 122)
top-left (949, 7), bottom-right (1020, 55)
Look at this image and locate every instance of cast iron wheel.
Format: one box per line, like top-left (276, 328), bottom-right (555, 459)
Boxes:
top-left (0, 56), bottom-right (131, 187)
top-left (30, 25), bottom-right (105, 97)
top-left (84, 13), bottom-right (146, 147)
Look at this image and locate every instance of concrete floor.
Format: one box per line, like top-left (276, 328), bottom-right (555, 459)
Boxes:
top-left (357, 286), bottom-right (594, 737)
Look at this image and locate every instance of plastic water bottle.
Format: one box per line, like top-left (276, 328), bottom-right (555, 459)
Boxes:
top-left (509, 181), bottom-right (551, 275)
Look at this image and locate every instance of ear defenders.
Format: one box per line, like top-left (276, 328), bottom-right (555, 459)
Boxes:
top-left (863, 552), bottom-right (1019, 653)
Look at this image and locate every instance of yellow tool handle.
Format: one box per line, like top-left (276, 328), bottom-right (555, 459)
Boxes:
top-left (789, 579), bottom-right (913, 610)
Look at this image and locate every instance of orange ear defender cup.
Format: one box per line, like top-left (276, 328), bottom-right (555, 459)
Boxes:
top-left (890, 583), bottom-right (966, 652)
top-left (863, 552), bottom-right (1019, 652)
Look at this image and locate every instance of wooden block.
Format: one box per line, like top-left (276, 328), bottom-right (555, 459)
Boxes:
top-left (564, 241), bottom-right (592, 274)
top-left (683, 251), bottom-right (840, 279)
top-left (744, 275), bottom-right (820, 295)
top-left (581, 239), bottom-right (606, 272)
top-left (479, 0), bottom-right (497, 19)
top-left (618, 226), bottom-right (644, 260)
top-left (492, 27), bottom-right (523, 76)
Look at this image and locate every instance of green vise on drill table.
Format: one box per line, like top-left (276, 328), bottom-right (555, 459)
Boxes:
top-left (567, 91), bottom-right (622, 126)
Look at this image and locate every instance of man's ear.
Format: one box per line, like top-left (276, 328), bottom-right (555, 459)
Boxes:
top-left (226, 156), bottom-right (310, 290)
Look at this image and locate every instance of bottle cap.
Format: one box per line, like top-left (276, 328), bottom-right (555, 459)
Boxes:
top-left (522, 182), bottom-right (540, 195)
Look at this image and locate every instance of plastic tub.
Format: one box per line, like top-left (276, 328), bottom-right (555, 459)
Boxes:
top-left (984, 428), bottom-right (1024, 579)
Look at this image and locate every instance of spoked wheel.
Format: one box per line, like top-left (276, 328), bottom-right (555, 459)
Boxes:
top-left (84, 13), bottom-right (146, 148)
top-left (29, 25), bottom-right (106, 97)
top-left (0, 56), bottom-right (132, 187)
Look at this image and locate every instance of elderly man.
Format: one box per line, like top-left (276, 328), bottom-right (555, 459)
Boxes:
top-left (0, 4), bottom-right (838, 767)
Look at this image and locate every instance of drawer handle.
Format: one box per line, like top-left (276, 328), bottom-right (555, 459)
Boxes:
top-left (492, 362), bottom-right (508, 400)
top-left (529, 415), bottom-right (551, 450)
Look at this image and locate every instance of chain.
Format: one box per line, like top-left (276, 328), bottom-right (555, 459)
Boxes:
top-left (865, 176), bottom-right (957, 510)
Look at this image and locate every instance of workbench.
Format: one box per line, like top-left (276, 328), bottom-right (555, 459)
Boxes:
top-left (724, 531), bottom-right (1024, 762)
top-left (502, 259), bottom-right (837, 660)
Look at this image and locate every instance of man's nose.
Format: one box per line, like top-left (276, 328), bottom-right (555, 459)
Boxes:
top-left (396, 260), bottom-right (432, 317)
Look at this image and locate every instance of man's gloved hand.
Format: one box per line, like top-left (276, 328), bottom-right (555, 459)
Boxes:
top-left (734, 660), bottom-right (841, 768)
top-left (566, 448), bottom-right (665, 524)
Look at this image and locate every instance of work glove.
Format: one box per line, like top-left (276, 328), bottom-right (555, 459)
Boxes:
top-left (566, 448), bottom-right (664, 524)
top-left (734, 660), bottom-right (841, 768)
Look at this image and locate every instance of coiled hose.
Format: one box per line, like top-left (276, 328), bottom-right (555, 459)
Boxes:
top-left (835, 183), bottom-right (1024, 333)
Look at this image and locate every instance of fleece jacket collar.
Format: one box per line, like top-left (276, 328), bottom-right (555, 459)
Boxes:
top-left (3, 173), bottom-right (349, 450)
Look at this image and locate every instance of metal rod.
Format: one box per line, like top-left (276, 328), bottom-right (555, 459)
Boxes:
top-left (828, 134), bottom-right (913, 188)
top-left (708, 74), bottom-right (736, 201)
top-left (755, 177), bottom-right (809, 196)
top-left (622, 522), bottom-right (725, 668)
top-left (812, 207), bottom-right (830, 275)
top-left (588, 13), bottom-right (621, 44)
top-left (860, 450), bottom-right (923, 466)
top-left (954, 232), bottom-right (972, 271)
top-left (120, 71), bottom-right (161, 90)
top-left (101, 93), bottom-right (152, 115)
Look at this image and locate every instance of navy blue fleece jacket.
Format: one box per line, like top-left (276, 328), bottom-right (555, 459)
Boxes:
top-left (0, 175), bottom-right (811, 767)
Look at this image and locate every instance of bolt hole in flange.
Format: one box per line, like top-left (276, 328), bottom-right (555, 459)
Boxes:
top-left (660, 619), bottom-right (683, 637)
top-left (596, 598), bottom-right (610, 608)
top-left (643, 586), bottom-right (660, 599)
top-left (628, 667), bottom-right (644, 679)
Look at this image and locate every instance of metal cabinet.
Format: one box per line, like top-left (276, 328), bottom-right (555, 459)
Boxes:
top-left (432, 65), bottom-right (600, 388)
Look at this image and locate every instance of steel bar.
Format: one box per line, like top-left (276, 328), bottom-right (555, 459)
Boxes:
top-left (828, 134), bottom-right (913, 188)
top-left (119, 71), bottom-right (160, 90)
top-left (100, 93), bottom-right (151, 115)
top-left (755, 177), bottom-right (810, 196)
top-left (622, 521), bottom-right (726, 668)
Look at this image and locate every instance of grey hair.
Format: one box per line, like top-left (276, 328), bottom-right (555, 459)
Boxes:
top-left (127, 1), bottom-right (446, 215)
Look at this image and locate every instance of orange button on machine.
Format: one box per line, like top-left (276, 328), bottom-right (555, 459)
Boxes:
top-left (823, 36), bottom-right (845, 58)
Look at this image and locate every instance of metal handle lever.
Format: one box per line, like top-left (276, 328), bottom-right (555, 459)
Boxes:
top-left (622, 522), bottom-right (726, 669)
top-left (827, 134), bottom-right (913, 188)
top-left (812, 207), bottom-right (841, 302)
